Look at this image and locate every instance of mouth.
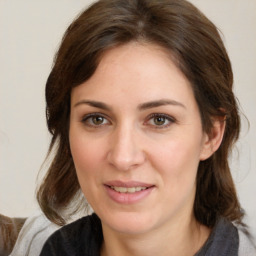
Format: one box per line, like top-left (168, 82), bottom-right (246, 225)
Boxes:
top-left (109, 186), bottom-right (148, 193)
top-left (104, 181), bottom-right (155, 204)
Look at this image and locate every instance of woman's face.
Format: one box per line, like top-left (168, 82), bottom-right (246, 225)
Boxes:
top-left (69, 42), bottom-right (211, 235)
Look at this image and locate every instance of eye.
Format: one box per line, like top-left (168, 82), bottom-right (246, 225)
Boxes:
top-left (153, 116), bottom-right (167, 126)
top-left (146, 113), bottom-right (175, 128)
top-left (81, 113), bottom-right (110, 127)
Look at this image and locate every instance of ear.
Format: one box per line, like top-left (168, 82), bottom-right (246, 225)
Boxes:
top-left (200, 117), bottom-right (226, 161)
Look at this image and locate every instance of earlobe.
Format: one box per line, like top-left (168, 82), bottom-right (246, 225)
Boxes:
top-left (200, 117), bottom-right (226, 161)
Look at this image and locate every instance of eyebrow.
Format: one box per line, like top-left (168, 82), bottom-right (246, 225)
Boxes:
top-left (74, 100), bottom-right (112, 111)
top-left (74, 99), bottom-right (185, 111)
top-left (138, 99), bottom-right (186, 110)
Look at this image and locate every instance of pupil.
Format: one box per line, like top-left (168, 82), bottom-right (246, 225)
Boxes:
top-left (93, 116), bottom-right (103, 125)
top-left (154, 116), bottom-right (165, 125)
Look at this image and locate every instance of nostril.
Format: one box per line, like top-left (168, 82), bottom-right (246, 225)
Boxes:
top-left (106, 131), bottom-right (146, 171)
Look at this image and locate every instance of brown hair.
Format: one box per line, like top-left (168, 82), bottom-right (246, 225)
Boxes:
top-left (37, 0), bottom-right (243, 227)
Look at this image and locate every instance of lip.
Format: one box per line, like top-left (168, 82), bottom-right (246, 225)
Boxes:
top-left (104, 180), bottom-right (155, 204)
top-left (105, 180), bottom-right (154, 188)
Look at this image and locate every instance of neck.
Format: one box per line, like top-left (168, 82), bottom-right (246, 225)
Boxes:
top-left (100, 214), bottom-right (210, 256)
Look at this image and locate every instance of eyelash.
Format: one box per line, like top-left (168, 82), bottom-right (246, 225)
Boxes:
top-left (81, 113), bottom-right (175, 129)
top-left (145, 113), bottom-right (175, 129)
top-left (81, 113), bottom-right (111, 128)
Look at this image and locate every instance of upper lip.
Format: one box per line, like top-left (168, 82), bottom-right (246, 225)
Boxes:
top-left (104, 180), bottom-right (154, 188)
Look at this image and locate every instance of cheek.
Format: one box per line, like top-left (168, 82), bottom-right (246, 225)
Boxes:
top-left (70, 139), bottom-right (92, 170)
top-left (69, 133), bottom-right (106, 205)
top-left (154, 137), bottom-right (201, 171)
top-left (69, 131), bottom-right (104, 182)
top-left (152, 135), bottom-right (202, 194)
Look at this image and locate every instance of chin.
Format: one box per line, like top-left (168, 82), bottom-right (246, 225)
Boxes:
top-left (100, 210), bottom-right (156, 235)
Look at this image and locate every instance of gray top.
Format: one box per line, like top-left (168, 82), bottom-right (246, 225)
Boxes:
top-left (40, 214), bottom-right (256, 256)
top-left (195, 218), bottom-right (239, 255)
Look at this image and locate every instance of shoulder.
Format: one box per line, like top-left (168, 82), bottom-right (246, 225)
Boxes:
top-left (10, 211), bottom-right (60, 256)
top-left (39, 214), bottom-right (102, 256)
top-left (196, 217), bottom-right (239, 256)
top-left (238, 229), bottom-right (256, 256)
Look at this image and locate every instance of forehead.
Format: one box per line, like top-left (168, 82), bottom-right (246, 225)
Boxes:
top-left (71, 42), bottom-right (195, 107)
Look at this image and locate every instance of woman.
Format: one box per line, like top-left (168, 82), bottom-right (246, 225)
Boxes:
top-left (38, 0), bottom-right (255, 255)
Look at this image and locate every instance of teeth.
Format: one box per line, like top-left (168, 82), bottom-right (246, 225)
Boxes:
top-left (110, 186), bottom-right (147, 193)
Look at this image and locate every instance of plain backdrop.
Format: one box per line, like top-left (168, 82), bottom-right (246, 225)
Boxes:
top-left (0, 0), bottom-right (256, 237)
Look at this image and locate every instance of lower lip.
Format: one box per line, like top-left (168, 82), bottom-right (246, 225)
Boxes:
top-left (104, 185), bottom-right (155, 204)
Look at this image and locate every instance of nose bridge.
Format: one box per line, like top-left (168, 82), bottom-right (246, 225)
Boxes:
top-left (107, 121), bottom-right (145, 171)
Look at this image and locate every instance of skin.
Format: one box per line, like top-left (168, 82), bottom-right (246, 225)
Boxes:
top-left (69, 42), bottom-right (225, 256)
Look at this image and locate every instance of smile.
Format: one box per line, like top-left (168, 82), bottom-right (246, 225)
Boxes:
top-left (104, 181), bottom-right (155, 204)
top-left (110, 186), bottom-right (147, 193)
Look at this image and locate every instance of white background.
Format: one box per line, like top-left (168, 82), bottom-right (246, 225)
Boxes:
top-left (0, 0), bottom-right (255, 237)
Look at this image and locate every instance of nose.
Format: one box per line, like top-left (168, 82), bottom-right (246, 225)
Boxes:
top-left (107, 125), bottom-right (146, 171)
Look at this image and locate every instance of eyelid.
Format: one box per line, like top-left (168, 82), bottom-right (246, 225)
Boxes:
top-left (81, 112), bottom-right (111, 127)
top-left (80, 112), bottom-right (175, 129)
top-left (144, 113), bottom-right (176, 128)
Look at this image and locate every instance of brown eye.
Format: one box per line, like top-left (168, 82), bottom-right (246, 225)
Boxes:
top-left (145, 113), bottom-right (175, 129)
top-left (92, 116), bottom-right (104, 125)
top-left (82, 113), bottom-right (110, 127)
top-left (154, 116), bottom-right (166, 126)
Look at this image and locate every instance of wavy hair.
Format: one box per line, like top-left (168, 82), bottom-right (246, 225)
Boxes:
top-left (37, 0), bottom-right (243, 227)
